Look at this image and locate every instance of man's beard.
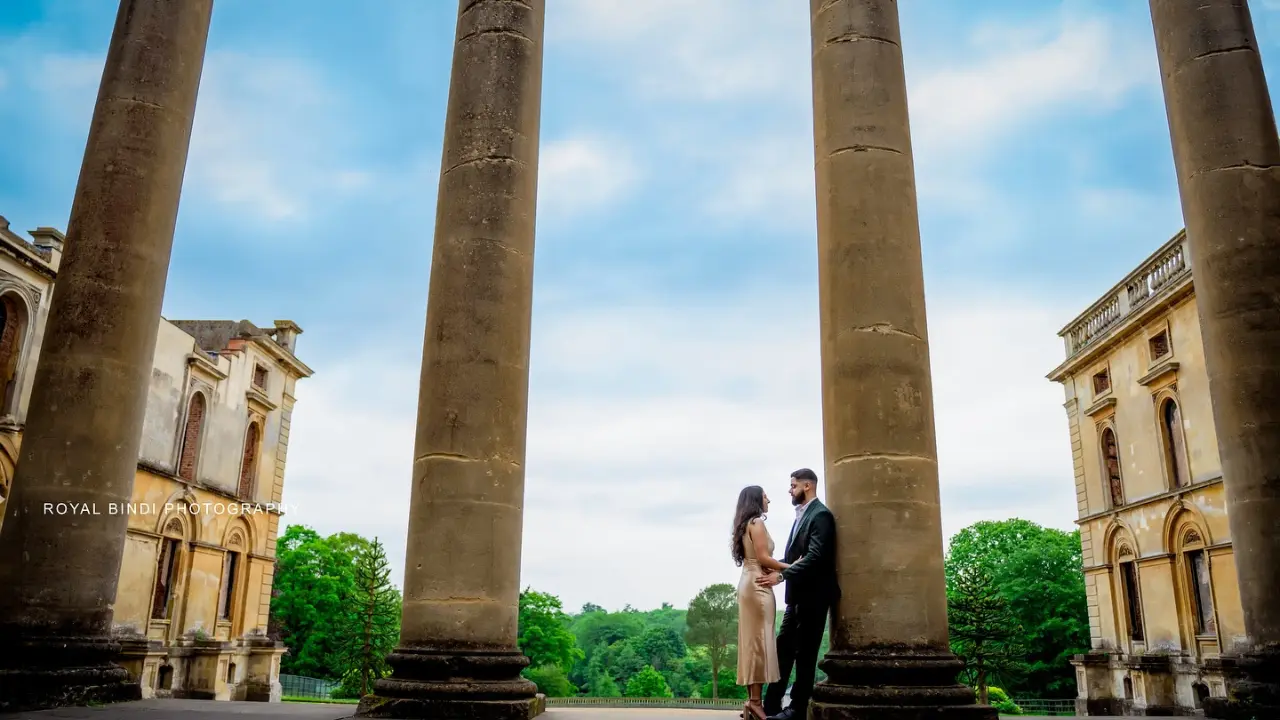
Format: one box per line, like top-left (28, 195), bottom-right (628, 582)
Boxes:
top-left (791, 492), bottom-right (805, 506)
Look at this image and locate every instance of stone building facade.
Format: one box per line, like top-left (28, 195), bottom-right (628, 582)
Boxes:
top-left (0, 215), bottom-right (312, 702)
top-left (1048, 230), bottom-right (1245, 715)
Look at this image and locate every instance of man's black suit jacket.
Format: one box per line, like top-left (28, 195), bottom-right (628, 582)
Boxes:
top-left (778, 499), bottom-right (839, 607)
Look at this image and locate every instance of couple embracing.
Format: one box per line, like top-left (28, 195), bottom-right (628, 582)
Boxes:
top-left (733, 468), bottom-right (838, 720)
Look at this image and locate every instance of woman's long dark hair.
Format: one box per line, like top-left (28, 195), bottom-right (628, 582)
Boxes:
top-left (731, 485), bottom-right (766, 567)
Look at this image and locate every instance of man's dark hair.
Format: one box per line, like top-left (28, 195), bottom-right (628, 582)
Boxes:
top-left (791, 468), bottom-right (818, 484)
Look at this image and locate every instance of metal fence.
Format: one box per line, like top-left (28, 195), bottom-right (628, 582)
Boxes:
top-left (1012, 698), bottom-right (1077, 716)
top-left (547, 696), bottom-right (745, 710)
top-left (279, 673), bottom-right (340, 700)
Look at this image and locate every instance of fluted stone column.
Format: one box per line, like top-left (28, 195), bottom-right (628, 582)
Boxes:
top-left (807, 2), bottom-right (993, 719)
top-left (355, 1), bottom-right (544, 719)
top-left (0, 0), bottom-right (212, 712)
top-left (1149, 2), bottom-right (1280, 718)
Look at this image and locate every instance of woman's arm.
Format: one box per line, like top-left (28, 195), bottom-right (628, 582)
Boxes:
top-left (749, 520), bottom-right (789, 572)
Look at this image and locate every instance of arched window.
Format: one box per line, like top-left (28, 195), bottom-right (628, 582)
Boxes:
top-left (151, 519), bottom-right (185, 620)
top-left (237, 421), bottom-right (260, 500)
top-left (0, 294), bottom-right (29, 413)
top-left (1162, 399), bottom-right (1191, 488)
top-left (1118, 548), bottom-right (1145, 643)
top-left (178, 393), bottom-right (207, 481)
top-left (1180, 528), bottom-right (1217, 636)
top-left (1193, 683), bottom-right (1210, 709)
top-left (218, 549), bottom-right (240, 622)
top-left (1101, 427), bottom-right (1124, 508)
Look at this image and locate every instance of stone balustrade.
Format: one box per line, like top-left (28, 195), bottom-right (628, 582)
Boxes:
top-left (1062, 232), bottom-right (1192, 358)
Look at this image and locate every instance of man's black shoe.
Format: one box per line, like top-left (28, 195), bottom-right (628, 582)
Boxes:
top-left (762, 706), bottom-right (782, 719)
top-left (766, 707), bottom-right (802, 720)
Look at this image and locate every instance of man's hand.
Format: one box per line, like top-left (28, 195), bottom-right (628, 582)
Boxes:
top-left (756, 572), bottom-right (782, 588)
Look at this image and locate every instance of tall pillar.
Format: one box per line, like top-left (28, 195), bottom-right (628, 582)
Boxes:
top-left (1148, 2), bottom-right (1280, 718)
top-left (0, 0), bottom-right (212, 712)
top-left (355, 1), bottom-right (544, 719)
top-left (807, 2), bottom-right (993, 718)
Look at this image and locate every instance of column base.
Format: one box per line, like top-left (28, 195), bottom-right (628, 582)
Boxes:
top-left (355, 648), bottom-right (540, 720)
top-left (1204, 648), bottom-right (1280, 720)
top-left (809, 650), bottom-right (997, 720)
top-left (0, 634), bottom-right (141, 713)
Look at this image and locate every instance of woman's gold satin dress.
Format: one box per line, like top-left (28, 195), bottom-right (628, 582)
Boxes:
top-left (737, 519), bottom-right (781, 686)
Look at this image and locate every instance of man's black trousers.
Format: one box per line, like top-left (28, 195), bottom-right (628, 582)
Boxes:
top-left (763, 600), bottom-right (830, 715)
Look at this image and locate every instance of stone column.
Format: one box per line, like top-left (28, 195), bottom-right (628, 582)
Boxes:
top-left (0, 0), bottom-right (212, 713)
top-left (1148, 2), bottom-right (1280, 718)
top-left (807, 2), bottom-right (993, 719)
top-left (355, 1), bottom-right (544, 719)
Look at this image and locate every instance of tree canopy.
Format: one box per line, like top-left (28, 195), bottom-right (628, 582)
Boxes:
top-left (685, 583), bottom-right (738, 700)
top-left (945, 519), bottom-right (1090, 699)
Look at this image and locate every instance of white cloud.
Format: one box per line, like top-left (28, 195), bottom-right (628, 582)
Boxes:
top-left (686, 13), bottom-right (1153, 227)
top-left (186, 52), bottom-right (372, 223)
top-left (909, 18), bottom-right (1152, 159)
top-left (537, 136), bottom-right (639, 219)
top-left (550, 0), bottom-right (809, 103)
top-left (284, 286), bottom-right (1077, 613)
top-left (20, 48), bottom-right (372, 224)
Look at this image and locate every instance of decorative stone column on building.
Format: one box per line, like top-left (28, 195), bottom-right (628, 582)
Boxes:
top-left (0, 0), bottom-right (212, 713)
top-left (1148, 2), bottom-right (1280, 718)
top-left (806, 2), bottom-right (994, 718)
top-left (356, 1), bottom-right (544, 719)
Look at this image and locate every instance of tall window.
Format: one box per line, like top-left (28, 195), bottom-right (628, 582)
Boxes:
top-left (238, 422), bottom-right (260, 500)
top-left (178, 393), bottom-right (206, 481)
top-left (1163, 399), bottom-right (1191, 488)
top-left (0, 295), bottom-right (27, 413)
top-left (1102, 427), bottom-right (1124, 508)
top-left (218, 551), bottom-right (239, 622)
top-left (1186, 548), bottom-right (1217, 635)
top-left (1120, 560), bottom-right (1145, 642)
top-left (151, 536), bottom-right (181, 620)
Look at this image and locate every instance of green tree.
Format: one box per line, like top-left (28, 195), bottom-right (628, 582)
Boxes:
top-left (518, 589), bottom-right (583, 672)
top-left (588, 665), bottom-right (622, 697)
top-left (685, 584), bottom-right (737, 700)
top-left (270, 525), bottom-right (371, 678)
top-left (635, 626), bottom-right (686, 671)
top-left (524, 665), bottom-right (576, 698)
top-left (626, 665), bottom-right (674, 698)
top-left (336, 537), bottom-right (401, 696)
top-left (700, 667), bottom-right (748, 700)
top-left (945, 519), bottom-right (1090, 698)
top-left (948, 564), bottom-right (1027, 704)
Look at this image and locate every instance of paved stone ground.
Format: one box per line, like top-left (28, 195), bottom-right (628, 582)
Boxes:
top-left (9, 700), bottom-right (1110, 719)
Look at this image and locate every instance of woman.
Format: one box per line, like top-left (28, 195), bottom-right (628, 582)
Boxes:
top-left (733, 485), bottom-right (789, 720)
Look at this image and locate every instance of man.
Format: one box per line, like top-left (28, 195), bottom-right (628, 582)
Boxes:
top-left (756, 468), bottom-right (838, 720)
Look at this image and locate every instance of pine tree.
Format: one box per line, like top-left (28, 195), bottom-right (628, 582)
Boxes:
top-left (948, 565), bottom-right (1027, 704)
top-left (339, 537), bottom-right (402, 696)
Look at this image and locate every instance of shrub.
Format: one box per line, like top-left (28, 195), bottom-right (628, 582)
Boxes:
top-left (985, 686), bottom-right (1023, 715)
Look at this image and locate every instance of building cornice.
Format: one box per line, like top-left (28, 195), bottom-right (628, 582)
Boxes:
top-left (1076, 475), bottom-right (1224, 525)
top-left (1048, 231), bottom-right (1193, 382)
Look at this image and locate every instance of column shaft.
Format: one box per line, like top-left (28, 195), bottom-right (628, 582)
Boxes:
top-left (1148, 1), bottom-right (1280, 717)
top-left (0, 0), bottom-right (212, 712)
top-left (358, 1), bottom-right (544, 718)
top-left (808, 1), bottom-right (992, 718)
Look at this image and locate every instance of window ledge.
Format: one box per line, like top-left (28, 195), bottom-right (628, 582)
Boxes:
top-left (1139, 360), bottom-right (1180, 387)
top-left (1085, 396), bottom-right (1118, 418)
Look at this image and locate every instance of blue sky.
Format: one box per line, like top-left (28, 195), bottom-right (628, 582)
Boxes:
top-left (2, 0), bottom-right (1279, 613)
